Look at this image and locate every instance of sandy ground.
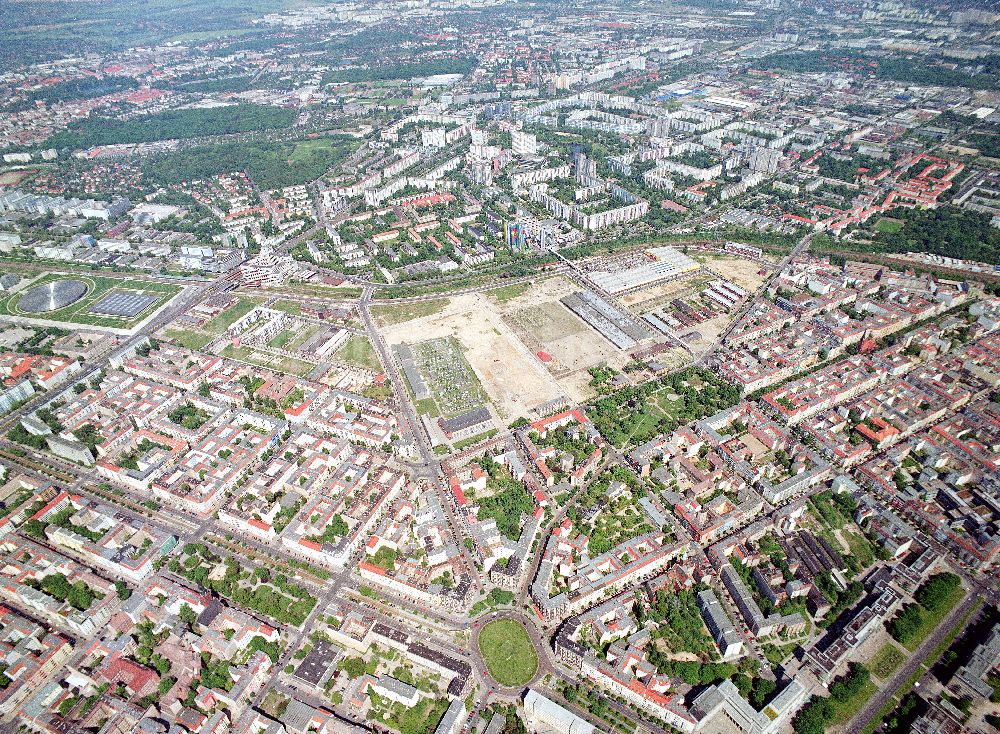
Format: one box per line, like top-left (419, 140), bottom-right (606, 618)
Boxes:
top-left (0, 325), bottom-right (36, 348)
top-left (695, 254), bottom-right (770, 292)
top-left (619, 254), bottom-right (771, 359)
top-left (498, 276), bottom-right (624, 403)
top-left (380, 292), bottom-right (567, 421)
top-left (620, 274), bottom-right (709, 311)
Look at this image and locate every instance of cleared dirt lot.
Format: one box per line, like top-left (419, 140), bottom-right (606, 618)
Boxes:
top-left (620, 274), bottom-right (710, 312)
top-left (693, 253), bottom-right (770, 292)
top-left (380, 293), bottom-right (567, 421)
top-left (498, 276), bottom-right (625, 402)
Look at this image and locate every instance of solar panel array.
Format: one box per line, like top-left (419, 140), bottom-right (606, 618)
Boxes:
top-left (89, 290), bottom-right (158, 318)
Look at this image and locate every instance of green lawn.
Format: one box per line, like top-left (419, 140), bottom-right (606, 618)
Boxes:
top-left (270, 300), bottom-right (302, 316)
top-left (0, 273), bottom-right (180, 328)
top-left (414, 398), bottom-right (440, 417)
top-left (370, 299), bottom-right (448, 327)
top-left (336, 335), bottom-right (382, 371)
top-left (762, 640), bottom-right (800, 666)
top-left (653, 391), bottom-right (684, 418)
top-left (282, 323), bottom-right (321, 352)
top-left (902, 584), bottom-right (966, 651)
top-left (874, 218), bottom-right (903, 234)
top-left (842, 529), bottom-right (876, 570)
top-left (165, 328), bottom-right (213, 351)
top-left (269, 329), bottom-right (296, 349)
top-left (204, 297), bottom-right (262, 334)
top-left (477, 618), bottom-right (538, 687)
top-left (870, 642), bottom-right (906, 680)
top-left (829, 679), bottom-right (879, 726)
top-left (220, 344), bottom-right (316, 377)
top-left (488, 283), bottom-right (530, 303)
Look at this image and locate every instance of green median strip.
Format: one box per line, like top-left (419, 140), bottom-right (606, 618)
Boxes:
top-left (860, 597), bottom-right (981, 734)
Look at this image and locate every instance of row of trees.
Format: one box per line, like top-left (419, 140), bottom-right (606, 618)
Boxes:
top-left (793, 663), bottom-right (871, 734)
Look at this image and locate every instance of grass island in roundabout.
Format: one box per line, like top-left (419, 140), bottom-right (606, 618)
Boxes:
top-left (477, 617), bottom-right (539, 687)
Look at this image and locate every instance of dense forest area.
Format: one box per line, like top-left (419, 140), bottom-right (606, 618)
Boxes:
top-left (969, 133), bottom-right (1000, 159)
top-left (141, 136), bottom-right (356, 190)
top-left (758, 50), bottom-right (1000, 90)
top-left (857, 206), bottom-right (1000, 265)
top-left (0, 0), bottom-right (286, 68)
top-left (5, 76), bottom-right (140, 111)
top-left (322, 58), bottom-right (478, 84)
top-left (46, 103), bottom-right (296, 149)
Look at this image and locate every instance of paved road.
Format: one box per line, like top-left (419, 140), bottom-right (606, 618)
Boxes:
top-left (0, 275), bottom-right (219, 436)
top-left (843, 592), bottom-right (979, 734)
top-left (697, 232), bottom-right (813, 368)
top-left (471, 609), bottom-right (556, 697)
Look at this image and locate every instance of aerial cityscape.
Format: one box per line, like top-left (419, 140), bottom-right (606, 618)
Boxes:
top-left (0, 1), bottom-right (998, 733)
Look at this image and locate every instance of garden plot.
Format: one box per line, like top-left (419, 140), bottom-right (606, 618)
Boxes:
top-left (401, 337), bottom-right (486, 419)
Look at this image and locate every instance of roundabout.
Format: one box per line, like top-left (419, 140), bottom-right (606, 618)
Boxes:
top-left (475, 615), bottom-right (540, 689)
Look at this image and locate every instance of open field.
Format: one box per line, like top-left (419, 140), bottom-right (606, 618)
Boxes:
top-left (204, 296), bottom-right (263, 333)
top-left (163, 295), bottom-right (262, 348)
top-left (870, 642), bottom-right (907, 680)
top-left (0, 273), bottom-right (180, 328)
top-left (477, 618), bottom-right (538, 687)
top-left (381, 292), bottom-right (565, 421)
top-left (336, 335), bottom-right (381, 371)
top-left (498, 276), bottom-right (622, 402)
top-left (487, 282), bottom-right (532, 303)
top-left (164, 328), bottom-right (214, 351)
top-left (272, 283), bottom-right (363, 300)
top-left (371, 298), bottom-right (449, 327)
top-left (270, 299), bottom-right (302, 315)
top-left (0, 170), bottom-right (35, 186)
top-left (620, 273), bottom-right (708, 311)
top-left (221, 343), bottom-right (316, 377)
top-left (268, 323), bottom-right (322, 351)
top-left (706, 255), bottom-right (769, 290)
